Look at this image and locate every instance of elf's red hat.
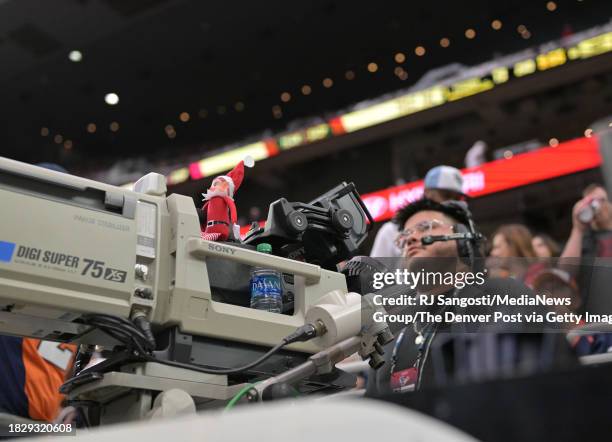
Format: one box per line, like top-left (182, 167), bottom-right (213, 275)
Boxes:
top-left (217, 155), bottom-right (254, 198)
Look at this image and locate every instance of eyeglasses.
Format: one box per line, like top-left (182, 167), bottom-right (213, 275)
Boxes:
top-left (394, 219), bottom-right (448, 248)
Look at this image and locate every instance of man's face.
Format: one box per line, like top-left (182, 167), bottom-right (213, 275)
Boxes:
top-left (398, 210), bottom-right (458, 261)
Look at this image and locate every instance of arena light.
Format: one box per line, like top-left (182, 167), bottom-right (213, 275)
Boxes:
top-left (105, 93), bottom-right (119, 106)
top-left (68, 50), bottom-right (82, 62)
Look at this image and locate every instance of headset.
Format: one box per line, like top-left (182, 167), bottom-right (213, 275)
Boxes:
top-left (420, 200), bottom-right (485, 271)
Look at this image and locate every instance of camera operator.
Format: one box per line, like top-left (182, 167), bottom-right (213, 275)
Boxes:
top-left (366, 199), bottom-right (576, 396)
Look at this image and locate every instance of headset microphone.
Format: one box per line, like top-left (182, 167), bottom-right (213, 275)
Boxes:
top-left (421, 232), bottom-right (483, 246)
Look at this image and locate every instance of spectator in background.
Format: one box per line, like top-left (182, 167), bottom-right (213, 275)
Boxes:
top-left (530, 269), bottom-right (606, 356)
top-left (490, 224), bottom-right (536, 259)
top-left (370, 165), bottom-right (465, 258)
top-left (532, 268), bottom-right (581, 314)
top-left (464, 140), bottom-right (487, 168)
top-left (561, 184), bottom-right (612, 314)
top-left (561, 184), bottom-right (612, 259)
top-left (532, 233), bottom-right (561, 258)
top-left (488, 224), bottom-right (544, 286)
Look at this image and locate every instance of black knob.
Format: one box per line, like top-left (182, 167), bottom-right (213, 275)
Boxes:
top-left (286, 210), bottom-right (308, 233)
top-left (332, 209), bottom-right (354, 231)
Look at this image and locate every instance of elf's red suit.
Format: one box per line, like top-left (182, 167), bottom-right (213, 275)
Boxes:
top-left (200, 158), bottom-right (252, 241)
top-left (201, 194), bottom-right (237, 241)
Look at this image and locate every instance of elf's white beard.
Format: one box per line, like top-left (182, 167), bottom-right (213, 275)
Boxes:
top-left (202, 189), bottom-right (232, 201)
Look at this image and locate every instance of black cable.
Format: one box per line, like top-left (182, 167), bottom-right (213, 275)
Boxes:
top-left (144, 341), bottom-right (287, 375)
top-left (84, 314), bottom-right (151, 343)
top-left (85, 321), bottom-right (149, 355)
top-left (81, 313), bottom-right (319, 376)
top-left (84, 313), bottom-right (139, 329)
top-left (133, 315), bottom-right (156, 349)
top-left (86, 315), bottom-right (150, 345)
top-left (84, 319), bottom-right (146, 346)
top-left (81, 314), bottom-right (153, 353)
top-left (145, 324), bottom-right (319, 376)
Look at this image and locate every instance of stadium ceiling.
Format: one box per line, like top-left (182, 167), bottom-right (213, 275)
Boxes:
top-left (0, 0), bottom-right (610, 173)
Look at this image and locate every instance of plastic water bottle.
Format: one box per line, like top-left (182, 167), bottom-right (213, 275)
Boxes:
top-left (250, 243), bottom-right (283, 313)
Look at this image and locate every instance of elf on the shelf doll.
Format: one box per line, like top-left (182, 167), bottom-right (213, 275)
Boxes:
top-left (200, 156), bottom-right (254, 241)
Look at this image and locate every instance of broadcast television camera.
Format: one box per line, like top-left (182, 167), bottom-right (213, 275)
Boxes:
top-left (0, 156), bottom-right (391, 425)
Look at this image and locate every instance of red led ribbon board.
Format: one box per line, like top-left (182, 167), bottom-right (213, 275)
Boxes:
top-left (361, 136), bottom-right (601, 222)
